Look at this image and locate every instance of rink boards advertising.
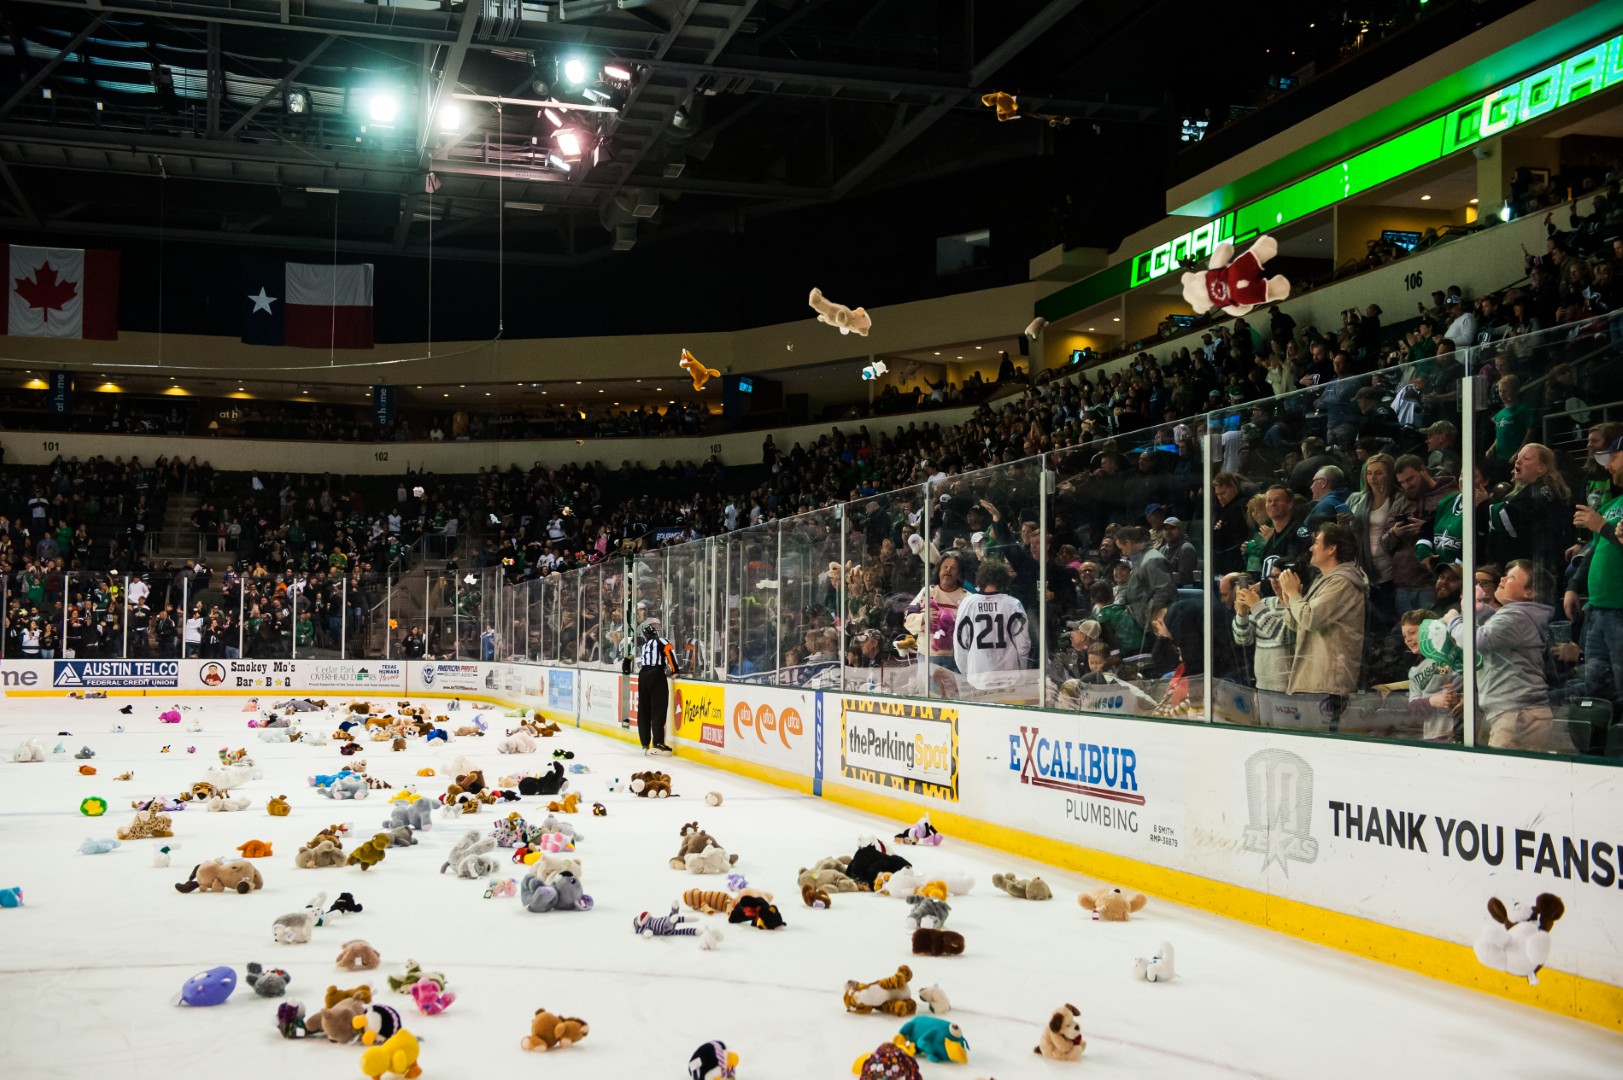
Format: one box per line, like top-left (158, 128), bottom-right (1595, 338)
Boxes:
top-left (838, 697), bottom-right (958, 801)
top-left (1, 657), bottom-right (1619, 1017)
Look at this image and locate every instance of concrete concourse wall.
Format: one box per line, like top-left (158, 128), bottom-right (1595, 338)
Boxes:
top-left (3, 657), bottom-right (1617, 1031)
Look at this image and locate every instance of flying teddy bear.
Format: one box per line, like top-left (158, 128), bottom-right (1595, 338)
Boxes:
top-left (992, 871), bottom-right (1052, 901)
top-left (521, 1008), bottom-right (589, 1051)
top-left (844, 964), bottom-right (916, 1016)
top-left (176, 858), bottom-right (265, 894)
top-left (1474, 893), bottom-right (1565, 985)
top-left (679, 348), bottom-right (720, 392)
top-left (337, 939), bottom-right (382, 971)
top-left (1078, 884), bottom-right (1147, 922)
top-left (1035, 1003), bottom-right (1085, 1061)
top-left (346, 833), bottom-right (391, 871)
top-left (808, 286), bottom-right (872, 336)
top-left (1180, 234), bottom-right (1290, 318)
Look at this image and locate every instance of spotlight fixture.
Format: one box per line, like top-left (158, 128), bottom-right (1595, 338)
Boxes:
top-left (603, 64), bottom-right (632, 82)
top-left (547, 153), bottom-right (572, 172)
top-left (368, 92), bottom-right (399, 124)
top-left (286, 89), bottom-right (309, 115)
top-left (553, 129), bottom-right (582, 157)
top-left (438, 101), bottom-right (464, 132)
top-left (544, 108), bottom-right (564, 128)
top-left (562, 57), bottom-right (590, 86)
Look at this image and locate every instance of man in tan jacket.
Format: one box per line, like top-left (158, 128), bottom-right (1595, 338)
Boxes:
top-left (1275, 522), bottom-right (1370, 733)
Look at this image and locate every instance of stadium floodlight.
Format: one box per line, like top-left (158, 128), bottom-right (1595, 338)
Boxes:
top-left (548, 153), bottom-right (571, 172)
top-left (603, 64), bottom-right (632, 82)
top-left (286, 89), bottom-right (309, 115)
top-left (553, 129), bottom-right (582, 157)
top-left (562, 57), bottom-right (590, 86)
top-left (368, 92), bottom-right (399, 124)
top-left (438, 101), bottom-right (464, 132)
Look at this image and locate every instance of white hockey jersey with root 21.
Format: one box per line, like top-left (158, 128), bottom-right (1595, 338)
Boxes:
top-left (952, 591), bottom-right (1032, 690)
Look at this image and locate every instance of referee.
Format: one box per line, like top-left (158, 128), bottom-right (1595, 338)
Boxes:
top-left (637, 618), bottom-right (680, 755)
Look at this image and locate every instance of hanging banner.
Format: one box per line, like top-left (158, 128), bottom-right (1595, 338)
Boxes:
top-left (373, 385), bottom-right (396, 428)
top-left (47, 371), bottom-right (72, 415)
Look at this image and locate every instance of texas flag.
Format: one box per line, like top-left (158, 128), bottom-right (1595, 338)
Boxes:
top-left (2, 244), bottom-right (120, 339)
top-left (242, 256), bottom-right (374, 349)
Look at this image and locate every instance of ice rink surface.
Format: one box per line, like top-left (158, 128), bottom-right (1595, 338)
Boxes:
top-left (1, 697), bottom-right (1619, 1080)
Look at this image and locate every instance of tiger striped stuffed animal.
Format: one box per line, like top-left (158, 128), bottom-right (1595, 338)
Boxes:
top-left (633, 903), bottom-right (698, 938)
top-left (844, 965), bottom-right (917, 1016)
top-left (682, 889), bottom-right (735, 915)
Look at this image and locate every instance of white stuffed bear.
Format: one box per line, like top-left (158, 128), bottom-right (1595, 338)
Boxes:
top-left (498, 731), bottom-right (537, 755)
top-left (1133, 941), bottom-right (1176, 982)
top-left (1180, 234), bottom-right (1290, 318)
top-left (1473, 893), bottom-right (1565, 985)
top-left (685, 845), bottom-right (734, 875)
top-left (12, 739), bottom-right (45, 763)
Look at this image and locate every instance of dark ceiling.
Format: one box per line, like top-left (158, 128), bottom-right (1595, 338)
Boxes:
top-left (0, 0), bottom-right (1176, 264)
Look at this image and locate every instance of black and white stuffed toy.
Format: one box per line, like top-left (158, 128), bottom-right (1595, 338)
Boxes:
top-left (687, 1040), bottom-right (738, 1080)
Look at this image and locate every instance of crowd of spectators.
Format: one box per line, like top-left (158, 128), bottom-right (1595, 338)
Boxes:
top-left (4, 183), bottom-right (1623, 753)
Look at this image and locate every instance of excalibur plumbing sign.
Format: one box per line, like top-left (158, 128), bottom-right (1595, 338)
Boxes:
top-left (839, 697), bottom-right (957, 800)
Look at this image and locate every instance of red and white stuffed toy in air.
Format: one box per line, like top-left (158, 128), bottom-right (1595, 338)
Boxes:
top-left (1181, 234), bottom-right (1290, 318)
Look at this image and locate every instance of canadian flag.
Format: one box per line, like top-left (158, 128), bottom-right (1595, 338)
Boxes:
top-left (2, 244), bottom-right (120, 340)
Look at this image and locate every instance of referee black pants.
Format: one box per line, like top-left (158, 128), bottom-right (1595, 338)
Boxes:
top-left (638, 666), bottom-right (669, 748)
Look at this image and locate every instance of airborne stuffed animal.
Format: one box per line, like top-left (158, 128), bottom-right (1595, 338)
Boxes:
top-left (679, 348), bottom-right (720, 392)
top-left (808, 286), bottom-right (872, 336)
top-left (1180, 234), bottom-right (1290, 318)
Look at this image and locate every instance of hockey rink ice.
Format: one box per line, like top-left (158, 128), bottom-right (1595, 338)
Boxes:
top-left (1, 697), bottom-right (1619, 1079)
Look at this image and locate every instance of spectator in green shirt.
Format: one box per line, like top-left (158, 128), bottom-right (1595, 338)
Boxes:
top-left (1491, 375), bottom-right (1536, 468)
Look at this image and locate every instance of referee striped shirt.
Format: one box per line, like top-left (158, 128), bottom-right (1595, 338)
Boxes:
top-left (640, 636), bottom-right (673, 669)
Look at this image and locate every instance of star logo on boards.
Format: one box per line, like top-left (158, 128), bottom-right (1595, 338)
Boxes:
top-left (248, 287), bottom-right (277, 314)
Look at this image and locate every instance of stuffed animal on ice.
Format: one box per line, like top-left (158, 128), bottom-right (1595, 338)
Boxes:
top-left (727, 891), bottom-right (784, 930)
top-left (520, 869), bottom-right (593, 913)
top-left (809, 286), bottom-right (871, 336)
top-left (383, 799), bottom-right (434, 833)
top-left (272, 892), bottom-right (328, 944)
top-left (1035, 1003), bottom-right (1085, 1061)
top-left (1078, 884), bottom-right (1147, 921)
top-left (12, 739), bottom-right (45, 763)
top-left (522, 1007), bottom-right (589, 1051)
top-left (408, 980), bottom-right (454, 1016)
top-left (854, 1040), bottom-right (923, 1080)
top-left (905, 895), bottom-right (951, 930)
top-left (357, 1028), bottom-right (421, 1080)
top-left (1474, 893), bottom-right (1565, 986)
top-left (440, 831), bottom-right (502, 879)
top-left (680, 348), bottom-right (720, 392)
top-left (992, 871), bottom-right (1052, 900)
top-left (687, 1040), bottom-right (738, 1080)
top-left (1181, 235), bottom-right (1290, 318)
top-left (1134, 941), bottom-right (1176, 983)
top-left (898, 1015), bottom-right (969, 1064)
top-left (844, 964), bottom-right (916, 1016)
top-left (176, 858), bottom-right (264, 894)
top-left (337, 939), bottom-right (382, 970)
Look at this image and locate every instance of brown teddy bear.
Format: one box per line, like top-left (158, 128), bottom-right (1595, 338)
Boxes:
top-left (993, 872), bottom-right (1053, 901)
top-left (176, 858), bottom-right (264, 894)
top-left (843, 965), bottom-right (916, 1016)
top-left (801, 883), bottom-right (832, 908)
top-left (455, 726), bottom-right (483, 738)
top-left (669, 823), bottom-right (738, 869)
top-left (116, 809), bottom-right (173, 840)
top-left (910, 928), bottom-right (965, 956)
top-left (236, 839), bottom-right (274, 859)
top-left (1078, 885), bottom-right (1147, 922)
top-left (326, 983), bottom-right (372, 1008)
top-left (267, 795), bottom-right (291, 817)
top-left (454, 769), bottom-right (487, 795)
top-left (296, 840), bottom-right (345, 869)
top-left (346, 833), bottom-right (391, 871)
top-left (1036, 1003), bottom-right (1085, 1060)
top-left (305, 994), bottom-right (370, 1042)
top-left (521, 1007), bottom-right (589, 1051)
top-left (798, 856), bottom-right (859, 893)
top-left (630, 771), bottom-right (671, 798)
top-left (547, 793), bottom-right (580, 814)
top-left (335, 939), bottom-right (381, 971)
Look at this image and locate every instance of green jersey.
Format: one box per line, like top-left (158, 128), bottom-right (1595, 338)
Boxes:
top-left (1491, 402), bottom-right (1534, 461)
top-left (1415, 494), bottom-right (1463, 566)
top-left (1589, 493), bottom-right (1623, 609)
